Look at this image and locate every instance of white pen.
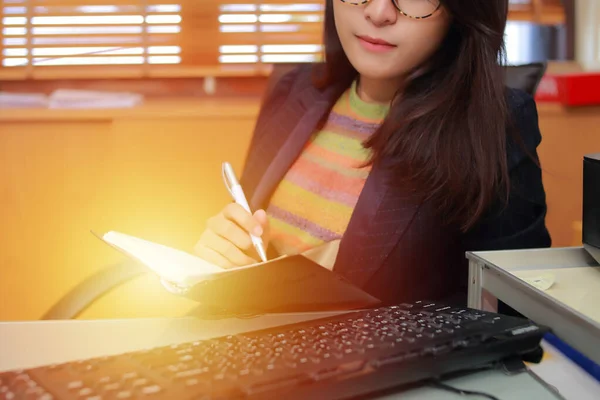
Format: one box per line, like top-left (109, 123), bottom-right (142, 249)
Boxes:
top-left (222, 162), bottom-right (268, 263)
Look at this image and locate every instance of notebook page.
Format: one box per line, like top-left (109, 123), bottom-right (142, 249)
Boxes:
top-left (103, 231), bottom-right (223, 285)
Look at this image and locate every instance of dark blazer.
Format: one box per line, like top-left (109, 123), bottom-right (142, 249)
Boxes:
top-left (240, 64), bottom-right (551, 306)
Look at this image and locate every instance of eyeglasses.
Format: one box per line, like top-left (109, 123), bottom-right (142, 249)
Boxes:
top-left (340, 0), bottom-right (441, 20)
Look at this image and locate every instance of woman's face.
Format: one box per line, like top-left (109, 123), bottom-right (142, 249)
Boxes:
top-left (333, 0), bottom-right (452, 81)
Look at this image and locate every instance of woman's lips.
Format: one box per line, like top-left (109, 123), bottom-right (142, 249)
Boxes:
top-left (356, 35), bottom-right (397, 53)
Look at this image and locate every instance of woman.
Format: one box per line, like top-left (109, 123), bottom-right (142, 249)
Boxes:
top-left (194, 0), bottom-right (551, 304)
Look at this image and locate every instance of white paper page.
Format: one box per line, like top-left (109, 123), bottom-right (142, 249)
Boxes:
top-left (103, 231), bottom-right (223, 285)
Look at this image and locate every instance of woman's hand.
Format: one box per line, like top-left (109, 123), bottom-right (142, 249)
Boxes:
top-left (194, 203), bottom-right (270, 269)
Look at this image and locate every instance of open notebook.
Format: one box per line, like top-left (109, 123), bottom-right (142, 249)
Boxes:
top-left (97, 231), bottom-right (380, 314)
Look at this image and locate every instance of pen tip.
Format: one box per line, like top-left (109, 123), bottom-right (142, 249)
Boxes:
top-left (257, 246), bottom-right (268, 263)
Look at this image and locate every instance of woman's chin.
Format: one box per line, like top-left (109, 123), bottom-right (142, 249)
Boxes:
top-left (351, 65), bottom-right (403, 81)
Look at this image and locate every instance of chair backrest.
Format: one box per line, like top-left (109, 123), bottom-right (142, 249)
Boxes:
top-left (504, 62), bottom-right (548, 96)
top-left (264, 61), bottom-right (548, 99)
top-left (40, 261), bottom-right (147, 320)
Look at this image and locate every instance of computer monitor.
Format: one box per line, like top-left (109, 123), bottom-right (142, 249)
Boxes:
top-left (583, 153), bottom-right (600, 264)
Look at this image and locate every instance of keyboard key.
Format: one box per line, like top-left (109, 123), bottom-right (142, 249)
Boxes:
top-left (185, 378), bottom-right (199, 387)
top-left (97, 376), bottom-right (111, 385)
top-left (24, 386), bottom-right (45, 395)
top-left (174, 368), bottom-right (209, 380)
top-left (121, 372), bottom-right (138, 381)
top-left (103, 382), bottom-right (121, 393)
top-left (67, 381), bottom-right (84, 390)
top-left (141, 385), bottom-right (162, 395)
top-left (78, 387), bottom-right (93, 397)
top-left (132, 378), bottom-right (149, 387)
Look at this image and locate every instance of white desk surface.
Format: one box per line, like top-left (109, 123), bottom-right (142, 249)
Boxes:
top-left (469, 248), bottom-right (600, 326)
top-left (467, 247), bottom-right (600, 367)
top-left (1, 314), bottom-right (597, 399)
top-left (0, 313), bottom-right (343, 371)
top-left (510, 266), bottom-right (600, 324)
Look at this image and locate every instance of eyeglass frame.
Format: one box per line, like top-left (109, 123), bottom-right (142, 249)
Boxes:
top-left (339, 0), bottom-right (442, 20)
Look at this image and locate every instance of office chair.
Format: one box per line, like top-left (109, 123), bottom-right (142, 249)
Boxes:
top-left (504, 62), bottom-right (548, 97)
top-left (41, 62), bottom-right (548, 320)
top-left (262, 62), bottom-right (548, 101)
top-left (41, 261), bottom-right (147, 320)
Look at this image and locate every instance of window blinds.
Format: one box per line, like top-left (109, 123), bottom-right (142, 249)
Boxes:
top-left (0, 0), bottom-right (565, 80)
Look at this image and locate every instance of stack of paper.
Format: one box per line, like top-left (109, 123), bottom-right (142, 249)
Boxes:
top-left (0, 92), bottom-right (49, 108)
top-left (48, 89), bottom-right (144, 109)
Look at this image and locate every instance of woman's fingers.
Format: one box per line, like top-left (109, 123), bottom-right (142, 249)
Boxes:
top-left (206, 212), bottom-right (253, 251)
top-left (194, 243), bottom-right (235, 269)
top-left (222, 203), bottom-right (264, 237)
top-left (197, 229), bottom-right (258, 268)
top-left (196, 230), bottom-right (257, 268)
top-left (194, 204), bottom-right (270, 268)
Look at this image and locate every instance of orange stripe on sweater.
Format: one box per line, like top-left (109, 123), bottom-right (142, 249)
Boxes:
top-left (304, 137), bottom-right (370, 169)
top-left (289, 155), bottom-right (369, 197)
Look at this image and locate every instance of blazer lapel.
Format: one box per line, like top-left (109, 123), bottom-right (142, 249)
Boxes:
top-left (333, 162), bottom-right (423, 288)
top-left (244, 74), bottom-right (423, 292)
top-left (249, 85), bottom-right (337, 209)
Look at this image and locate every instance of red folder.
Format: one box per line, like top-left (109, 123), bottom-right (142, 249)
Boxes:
top-left (535, 72), bottom-right (600, 106)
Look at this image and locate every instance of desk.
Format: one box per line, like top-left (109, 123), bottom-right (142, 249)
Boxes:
top-left (467, 247), bottom-right (600, 364)
top-left (0, 312), bottom-right (573, 399)
top-left (467, 246), bottom-right (600, 399)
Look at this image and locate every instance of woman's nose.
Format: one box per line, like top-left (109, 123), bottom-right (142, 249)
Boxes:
top-left (364, 0), bottom-right (398, 27)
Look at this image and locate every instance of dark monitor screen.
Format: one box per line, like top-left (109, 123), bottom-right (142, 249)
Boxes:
top-left (583, 153), bottom-right (600, 264)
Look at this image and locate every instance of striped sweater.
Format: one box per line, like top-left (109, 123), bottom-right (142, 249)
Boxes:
top-left (266, 80), bottom-right (390, 256)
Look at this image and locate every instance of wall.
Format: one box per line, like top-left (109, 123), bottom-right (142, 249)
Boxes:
top-left (536, 103), bottom-right (600, 248)
top-left (575, 0), bottom-right (600, 70)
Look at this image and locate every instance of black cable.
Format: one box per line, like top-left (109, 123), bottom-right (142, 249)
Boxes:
top-left (428, 380), bottom-right (502, 400)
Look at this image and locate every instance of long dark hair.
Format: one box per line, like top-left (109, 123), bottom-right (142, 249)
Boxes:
top-left (314, 0), bottom-right (511, 232)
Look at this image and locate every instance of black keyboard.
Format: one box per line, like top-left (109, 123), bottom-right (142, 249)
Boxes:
top-left (0, 301), bottom-right (547, 400)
